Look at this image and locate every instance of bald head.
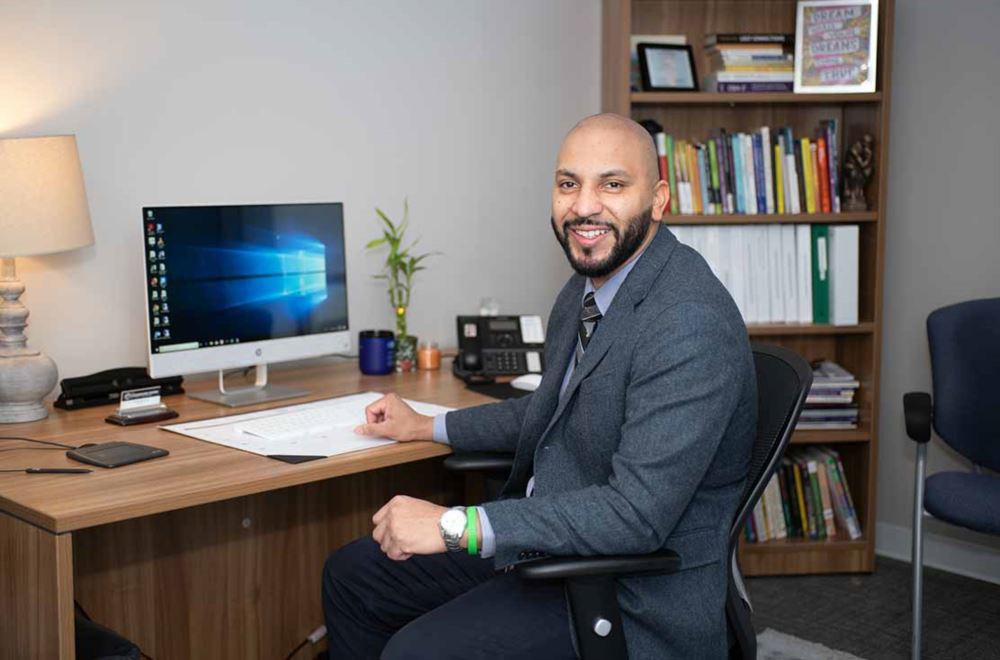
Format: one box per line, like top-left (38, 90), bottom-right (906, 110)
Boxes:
top-left (562, 113), bottom-right (660, 188)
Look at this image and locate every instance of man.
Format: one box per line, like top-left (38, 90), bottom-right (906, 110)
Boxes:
top-left (323, 114), bottom-right (756, 659)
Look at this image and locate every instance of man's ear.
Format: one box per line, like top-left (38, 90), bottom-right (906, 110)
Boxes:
top-left (651, 179), bottom-right (670, 222)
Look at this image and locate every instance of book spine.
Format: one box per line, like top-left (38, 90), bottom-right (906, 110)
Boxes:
top-left (776, 465), bottom-right (794, 536)
top-left (826, 119), bottom-right (841, 213)
top-left (783, 463), bottom-right (802, 537)
top-left (731, 134), bottom-right (745, 213)
top-left (774, 143), bottom-right (785, 214)
top-left (793, 136), bottom-right (807, 214)
top-left (761, 126), bottom-right (775, 214)
top-left (722, 130), bottom-right (736, 214)
top-left (816, 459), bottom-right (837, 537)
top-left (666, 135), bottom-right (678, 214)
top-left (689, 143), bottom-right (703, 214)
top-left (655, 132), bottom-right (668, 182)
top-left (697, 146), bottom-right (712, 214)
top-left (816, 136), bottom-right (832, 213)
top-left (824, 453), bottom-right (861, 539)
top-left (798, 461), bottom-right (819, 539)
top-left (834, 454), bottom-right (863, 539)
top-left (707, 33), bottom-right (795, 45)
top-left (714, 81), bottom-right (795, 92)
top-left (806, 459), bottom-right (826, 539)
top-left (809, 142), bottom-right (820, 214)
top-left (800, 138), bottom-right (815, 213)
top-left (792, 460), bottom-right (811, 537)
top-left (743, 134), bottom-right (758, 214)
top-left (752, 500), bottom-right (768, 542)
top-left (708, 139), bottom-right (722, 215)
top-left (811, 224), bottom-right (830, 324)
top-left (752, 133), bottom-right (766, 214)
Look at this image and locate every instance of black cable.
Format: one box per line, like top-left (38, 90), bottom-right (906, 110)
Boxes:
top-left (0, 435), bottom-right (77, 450)
top-left (0, 446), bottom-right (65, 453)
top-left (283, 638), bottom-right (309, 660)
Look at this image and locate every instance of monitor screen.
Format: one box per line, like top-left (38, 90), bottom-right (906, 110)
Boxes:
top-left (142, 203), bottom-right (349, 374)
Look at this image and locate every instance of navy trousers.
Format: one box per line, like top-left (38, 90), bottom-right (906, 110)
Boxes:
top-left (322, 537), bottom-right (576, 659)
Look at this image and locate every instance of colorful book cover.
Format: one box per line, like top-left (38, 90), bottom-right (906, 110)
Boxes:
top-left (688, 143), bottom-right (703, 214)
top-left (732, 134), bottom-right (745, 213)
top-left (774, 143), bottom-right (785, 214)
top-left (708, 139), bottom-right (722, 214)
top-left (776, 464), bottom-right (794, 535)
top-left (743, 134), bottom-right (758, 214)
top-left (811, 224), bottom-right (830, 323)
top-left (816, 136), bottom-right (832, 213)
top-left (834, 451), bottom-right (863, 537)
top-left (792, 459), bottom-right (811, 537)
top-left (825, 119), bottom-right (841, 213)
top-left (815, 458), bottom-right (837, 537)
top-left (806, 458), bottom-right (826, 539)
top-left (752, 132), bottom-right (767, 213)
top-left (809, 142), bottom-right (821, 214)
top-left (752, 500), bottom-right (768, 542)
top-left (798, 460), bottom-right (819, 539)
top-left (793, 136), bottom-right (807, 213)
top-left (666, 134), bottom-right (678, 214)
top-left (722, 129), bottom-right (736, 214)
top-left (821, 449), bottom-right (862, 539)
top-left (781, 461), bottom-right (801, 537)
top-left (655, 132), bottom-right (668, 182)
top-left (800, 138), bottom-right (816, 213)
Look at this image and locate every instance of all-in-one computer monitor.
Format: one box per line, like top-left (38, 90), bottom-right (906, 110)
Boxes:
top-left (141, 202), bottom-right (350, 406)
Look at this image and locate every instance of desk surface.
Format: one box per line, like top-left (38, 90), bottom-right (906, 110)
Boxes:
top-left (0, 362), bottom-right (491, 534)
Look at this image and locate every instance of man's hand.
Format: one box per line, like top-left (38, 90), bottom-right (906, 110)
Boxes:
top-left (372, 495), bottom-right (449, 561)
top-left (354, 393), bottom-right (435, 441)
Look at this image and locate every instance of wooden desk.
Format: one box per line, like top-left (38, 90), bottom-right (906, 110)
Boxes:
top-left (0, 362), bottom-right (492, 659)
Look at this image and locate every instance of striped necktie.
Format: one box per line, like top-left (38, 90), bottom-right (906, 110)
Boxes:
top-left (576, 291), bottom-right (602, 366)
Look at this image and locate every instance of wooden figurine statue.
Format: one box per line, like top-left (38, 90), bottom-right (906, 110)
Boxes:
top-left (843, 134), bottom-right (875, 211)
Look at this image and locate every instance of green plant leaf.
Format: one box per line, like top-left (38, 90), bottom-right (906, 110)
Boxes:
top-left (365, 237), bottom-right (387, 249)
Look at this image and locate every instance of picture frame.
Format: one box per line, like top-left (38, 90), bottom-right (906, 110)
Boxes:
top-left (638, 43), bottom-right (698, 92)
top-left (794, 0), bottom-right (879, 94)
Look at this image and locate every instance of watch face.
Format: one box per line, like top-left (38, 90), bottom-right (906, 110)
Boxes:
top-left (441, 508), bottom-right (466, 536)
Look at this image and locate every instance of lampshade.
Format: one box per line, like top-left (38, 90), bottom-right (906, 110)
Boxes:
top-left (0, 135), bottom-right (94, 258)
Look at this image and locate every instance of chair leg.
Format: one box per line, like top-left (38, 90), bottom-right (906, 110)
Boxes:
top-left (911, 442), bottom-right (927, 660)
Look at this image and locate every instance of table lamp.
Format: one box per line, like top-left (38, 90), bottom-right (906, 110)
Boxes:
top-left (0, 135), bottom-right (94, 423)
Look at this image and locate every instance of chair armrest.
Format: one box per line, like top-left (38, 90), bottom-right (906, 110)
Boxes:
top-left (515, 550), bottom-right (681, 581)
top-left (903, 392), bottom-right (933, 444)
top-left (442, 452), bottom-right (515, 473)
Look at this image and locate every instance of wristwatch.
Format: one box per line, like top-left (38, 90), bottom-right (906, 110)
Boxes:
top-left (439, 506), bottom-right (467, 552)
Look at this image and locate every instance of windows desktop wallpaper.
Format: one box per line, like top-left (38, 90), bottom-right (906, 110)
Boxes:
top-left (144, 203), bottom-right (348, 352)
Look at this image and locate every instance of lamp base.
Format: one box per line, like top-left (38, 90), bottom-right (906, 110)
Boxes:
top-left (0, 351), bottom-right (58, 423)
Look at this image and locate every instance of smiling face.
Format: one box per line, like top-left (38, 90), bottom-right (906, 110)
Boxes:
top-left (551, 114), bottom-right (669, 286)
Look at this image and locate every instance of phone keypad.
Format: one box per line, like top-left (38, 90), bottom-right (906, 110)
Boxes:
top-left (485, 351), bottom-right (524, 374)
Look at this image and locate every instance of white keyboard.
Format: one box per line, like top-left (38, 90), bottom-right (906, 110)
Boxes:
top-left (235, 405), bottom-right (365, 442)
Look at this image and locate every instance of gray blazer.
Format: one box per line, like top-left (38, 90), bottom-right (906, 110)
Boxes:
top-left (446, 226), bottom-right (756, 659)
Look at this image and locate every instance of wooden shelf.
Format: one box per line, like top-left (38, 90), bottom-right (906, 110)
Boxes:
top-left (741, 533), bottom-right (866, 554)
top-left (667, 212), bottom-right (876, 225)
top-left (791, 427), bottom-right (870, 444)
top-left (747, 322), bottom-right (874, 336)
top-left (631, 91), bottom-right (882, 105)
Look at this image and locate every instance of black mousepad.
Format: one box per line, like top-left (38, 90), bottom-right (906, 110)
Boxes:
top-left (464, 382), bottom-right (532, 401)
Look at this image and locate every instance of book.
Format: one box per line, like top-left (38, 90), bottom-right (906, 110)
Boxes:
top-left (712, 81), bottom-right (794, 92)
top-left (822, 119), bottom-right (841, 213)
top-left (793, 137), bottom-right (807, 214)
top-left (655, 132), bottom-right (668, 182)
top-left (666, 135), bottom-right (678, 214)
top-left (814, 456), bottom-right (837, 538)
top-left (805, 457), bottom-right (826, 539)
top-left (707, 140), bottom-right (721, 214)
top-left (809, 142), bottom-right (821, 214)
top-left (800, 138), bottom-right (816, 213)
top-left (705, 71), bottom-right (795, 83)
top-left (752, 133), bottom-right (766, 214)
top-left (776, 465), bottom-right (794, 535)
top-left (795, 225), bottom-right (814, 323)
top-left (705, 33), bottom-right (794, 46)
top-left (792, 456), bottom-right (811, 537)
top-left (816, 136), bottom-right (832, 213)
top-left (761, 127), bottom-right (775, 214)
top-left (828, 225), bottom-right (860, 325)
top-left (811, 225), bottom-right (830, 324)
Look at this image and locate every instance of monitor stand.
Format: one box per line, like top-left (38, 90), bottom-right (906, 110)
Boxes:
top-left (189, 364), bottom-right (309, 408)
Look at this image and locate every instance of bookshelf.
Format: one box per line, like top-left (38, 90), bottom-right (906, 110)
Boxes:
top-left (602, 0), bottom-right (894, 575)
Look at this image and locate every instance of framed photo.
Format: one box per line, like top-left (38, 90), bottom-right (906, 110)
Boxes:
top-left (794, 0), bottom-right (879, 93)
top-left (638, 43), bottom-right (698, 92)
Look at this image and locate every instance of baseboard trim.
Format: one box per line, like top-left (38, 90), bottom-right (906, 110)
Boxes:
top-left (876, 520), bottom-right (1000, 585)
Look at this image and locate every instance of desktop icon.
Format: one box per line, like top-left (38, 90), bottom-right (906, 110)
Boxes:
top-left (149, 250), bottom-right (156, 261)
top-left (158, 263), bottom-right (166, 274)
top-left (163, 329), bottom-right (171, 339)
top-left (157, 237), bottom-right (165, 248)
top-left (161, 303), bottom-right (169, 313)
top-left (159, 276), bottom-right (167, 287)
top-left (148, 236), bottom-right (155, 246)
top-left (147, 210), bottom-right (154, 219)
top-left (152, 304), bottom-right (160, 314)
top-left (160, 290), bottom-right (168, 301)
top-left (162, 315), bottom-right (170, 326)
top-left (151, 290), bottom-right (159, 301)
top-left (158, 250), bottom-right (166, 260)
top-left (156, 223), bottom-right (163, 233)
top-left (154, 330), bottom-right (162, 340)
top-left (153, 316), bottom-right (160, 326)
top-left (150, 276), bottom-right (158, 287)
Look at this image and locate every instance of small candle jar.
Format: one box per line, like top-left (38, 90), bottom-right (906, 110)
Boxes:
top-left (417, 341), bottom-right (441, 370)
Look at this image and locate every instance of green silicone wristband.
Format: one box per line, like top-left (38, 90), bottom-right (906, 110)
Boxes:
top-left (466, 506), bottom-right (478, 556)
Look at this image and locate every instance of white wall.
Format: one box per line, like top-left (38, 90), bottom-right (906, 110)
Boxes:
top-left (0, 1), bottom-right (600, 383)
top-left (877, 0), bottom-right (1000, 582)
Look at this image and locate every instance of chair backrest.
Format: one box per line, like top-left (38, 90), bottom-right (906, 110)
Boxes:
top-left (728, 343), bottom-right (813, 550)
top-left (927, 297), bottom-right (1000, 472)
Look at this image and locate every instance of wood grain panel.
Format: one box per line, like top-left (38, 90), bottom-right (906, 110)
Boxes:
top-left (73, 459), bottom-right (461, 660)
top-left (0, 512), bottom-right (74, 659)
top-left (0, 362), bottom-right (491, 533)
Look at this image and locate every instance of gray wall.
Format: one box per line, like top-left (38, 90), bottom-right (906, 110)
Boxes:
top-left (0, 1), bottom-right (598, 382)
top-left (877, 0), bottom-right (1000, 581)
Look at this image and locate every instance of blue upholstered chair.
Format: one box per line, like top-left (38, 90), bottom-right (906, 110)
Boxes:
top-left (904, 297), bottom-right (1000, 659)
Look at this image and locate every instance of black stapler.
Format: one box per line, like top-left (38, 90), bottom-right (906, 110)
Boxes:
top-left (54, 367), bottom-right (184, 410)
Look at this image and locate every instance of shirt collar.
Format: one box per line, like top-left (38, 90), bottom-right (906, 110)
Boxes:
top-left (583, 248), bottom-right (646, 316)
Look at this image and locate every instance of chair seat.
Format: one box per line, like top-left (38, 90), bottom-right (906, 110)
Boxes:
top-left (924, 471), bottom-right (1000, 535)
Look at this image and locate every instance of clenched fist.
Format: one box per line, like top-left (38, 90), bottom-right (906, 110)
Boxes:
top-left (354, 392), bottom-right (435, 441)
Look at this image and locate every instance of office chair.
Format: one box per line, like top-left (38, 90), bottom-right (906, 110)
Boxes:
top-left (903, 297), bottom-right (1000, 660)
top-left (444, 343), bottom-right (812, 659)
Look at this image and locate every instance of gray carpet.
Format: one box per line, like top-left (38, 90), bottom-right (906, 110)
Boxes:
top-left (747, 557), bottom-right (1000, 659)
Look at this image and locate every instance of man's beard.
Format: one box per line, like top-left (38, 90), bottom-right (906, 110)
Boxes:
top-left (551, 206), bottom-right (654, 279)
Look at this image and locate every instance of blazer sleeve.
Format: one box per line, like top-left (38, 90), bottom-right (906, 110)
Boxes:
top-left (481, 301), bottom-right (750, 567)
top-left (443, 393), bottom-right (532, 453)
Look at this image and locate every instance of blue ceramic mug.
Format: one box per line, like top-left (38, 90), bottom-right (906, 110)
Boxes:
top-left (358, 330), bottom-right (395, 375)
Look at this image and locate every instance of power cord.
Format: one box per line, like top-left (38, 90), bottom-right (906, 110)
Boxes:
top-left (283, 625), bottom-right (327, 660)
top-left (0, 435), bottom-right (78, 450)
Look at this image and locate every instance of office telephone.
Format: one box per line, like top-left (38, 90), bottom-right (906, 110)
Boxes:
top-left (453, 315), bottom-right (545, 383)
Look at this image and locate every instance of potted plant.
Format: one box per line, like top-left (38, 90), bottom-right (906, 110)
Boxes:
top-left (366, 200), bottom-right (437, 371)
